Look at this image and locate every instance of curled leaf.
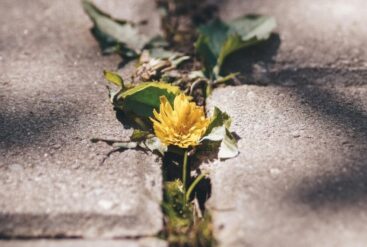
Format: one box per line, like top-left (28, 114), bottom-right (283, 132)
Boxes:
top-left (82, 0), bottom-right (149, 57)
top-left (195, 15), bottom-right (276, 78)
top-left (218, 128), bottom-right (238, 159)
top-left (200, 107), bottom-right (238, 159)
top-left (201, 126), bottom-right (226, 142)
top-left (205, 107), bottom-right (231, 133)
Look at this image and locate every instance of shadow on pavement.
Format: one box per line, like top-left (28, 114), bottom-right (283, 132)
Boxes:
top-left (291, 85), bottom-right (367, 209)
top-left (0, 212), bottom-right (140, 239)
top-left (221, 33), bottom-right (281, 85)
top-left (223, 43), bottom-right (367, 208)
top-left (0, 105), bottom-right (79, 150)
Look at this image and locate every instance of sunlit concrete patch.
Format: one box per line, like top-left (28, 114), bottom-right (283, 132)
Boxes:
top-left (0, 239), bottom-right (167, 247)
top-left (0, 150), bottom-right (163, 238)
top-left (207, 85), bottom-right (367, 247)
top-left (0, 0), bottom-right (163, 239)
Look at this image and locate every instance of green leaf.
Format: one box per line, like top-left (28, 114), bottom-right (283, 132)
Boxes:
top-left (213, 34), bottom-right (245, 76)
top-left (195, 15), bottom-right (276, 78)
top-left (104, 70), bottom-right (124, 88)
top-left (82, 0), bottom-right (149, 55)
top-left (204, 107), bottom-right (231, 135)
top-left (216, 15), bottom-right (276, 72)
top-left (218, 128), bottom-right (238, 159)
top-left (195, 20), bottom-right (229, 78)
top-left (114, 82), bottom-right (181, 118)
top-left (90, 26), bottom-right (121, 55)
top-left (230, 14), bottom-right (276, 41)
top-left (130, 129), bottom-right (150, 141)
top-left (196, 20), bottom-right (230, 57)
top-left (201, 126), bottom-right (226, 142)
top-left (201, 107), bottom-right (238, 159)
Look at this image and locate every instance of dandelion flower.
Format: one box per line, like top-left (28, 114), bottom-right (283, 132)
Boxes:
top-left (150, 93), bottom-right (210, 148)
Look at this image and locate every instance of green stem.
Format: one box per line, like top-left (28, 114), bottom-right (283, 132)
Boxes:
top-left (185, 173), bottom-right (207, 202)
top-left (182, 150), bottom-right (189, 203)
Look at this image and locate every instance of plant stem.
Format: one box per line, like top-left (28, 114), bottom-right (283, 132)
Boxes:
top-left (185, 173), bottom-right (207, 202)
top-left (182, 149), bottom-right (189, 203)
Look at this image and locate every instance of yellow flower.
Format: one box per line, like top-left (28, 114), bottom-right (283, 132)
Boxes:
top-left (150, 93), bottom-right (210, 148)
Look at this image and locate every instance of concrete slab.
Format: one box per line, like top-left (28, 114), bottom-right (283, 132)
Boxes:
top-left (0, 0), bottom-right (163, 239)
top-left (0, 239), bottom-right (167, 247)
top-left (211, 0), bottom-right (367, 86)
top-left (207, 85), bottom-right (367, 247)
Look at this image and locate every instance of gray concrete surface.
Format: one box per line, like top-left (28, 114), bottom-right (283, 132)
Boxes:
top-left (0, 0), bottom-right (163, 240)
top-left (207, 85), bottom-right (367, 247)
top-left (2, 0), bottom-right (367, 246)
top-left (0, 239), bottom-right (166, 247)
top-left (206, 1), bottom-right (367, 246)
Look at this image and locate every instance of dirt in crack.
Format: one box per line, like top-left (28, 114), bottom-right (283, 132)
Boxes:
top-left (159, 152), bottom-right (215, 247)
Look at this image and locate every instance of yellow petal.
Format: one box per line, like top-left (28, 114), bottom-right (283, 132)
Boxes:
top-left (150, 93), bottom-right (210, 148)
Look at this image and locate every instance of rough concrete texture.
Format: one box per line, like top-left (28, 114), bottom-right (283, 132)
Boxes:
top-left (0, 0), bottom-right (163, 239)
top-left (207, 85), bottom-right (367, 247)
top-left (0, 239), bottom-right (166, 247)
top-left (210, 0), bottom-right (367, 85)
top-left (207, 1), bottom-right (367, 245)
